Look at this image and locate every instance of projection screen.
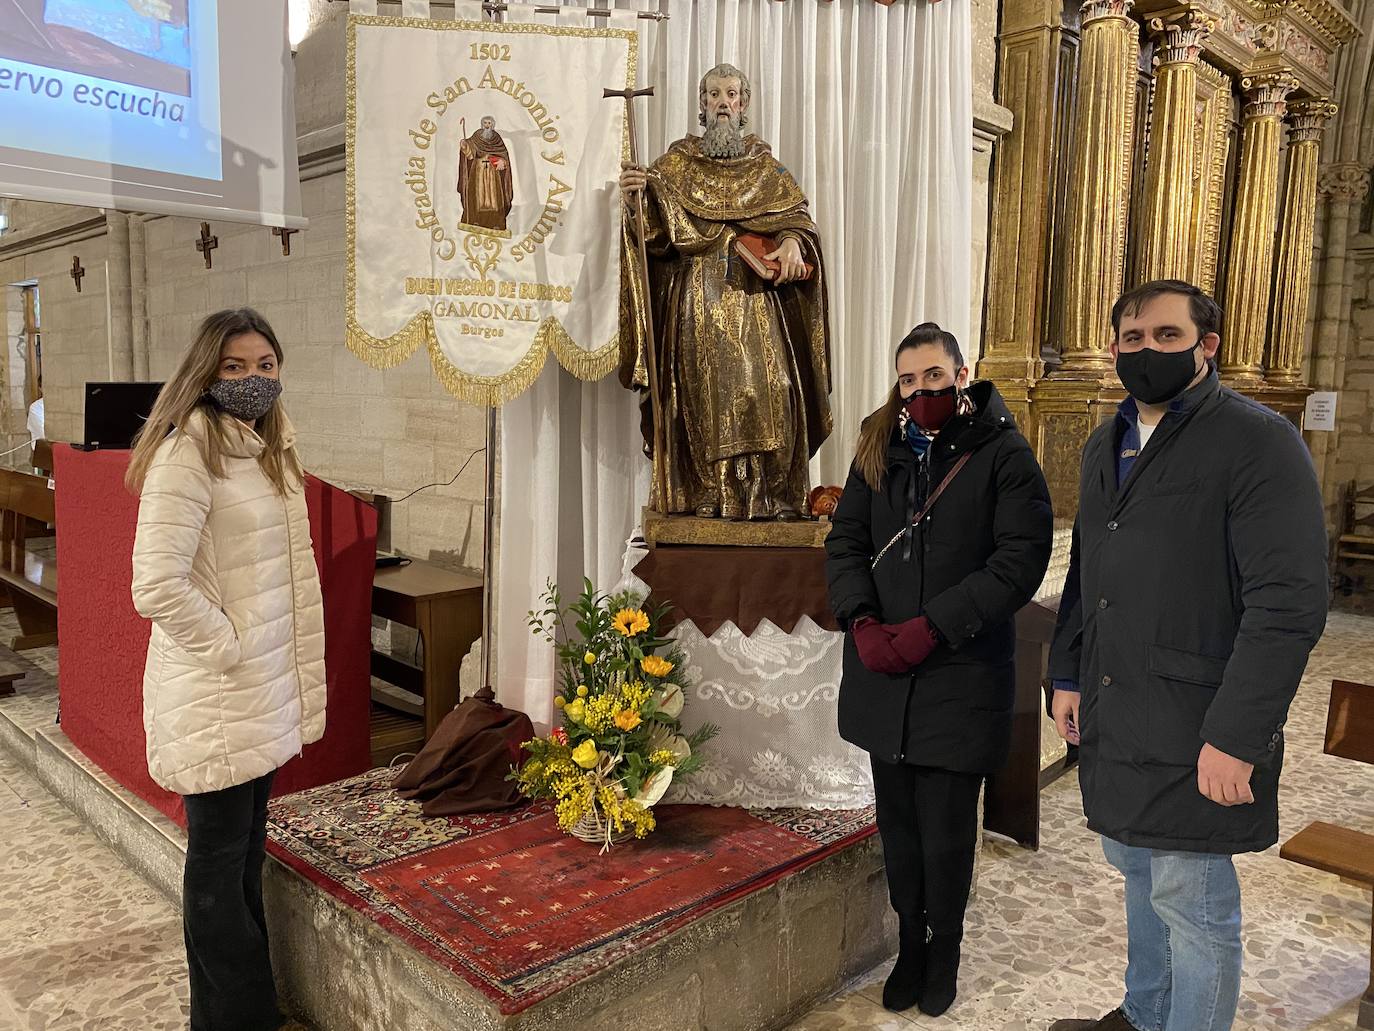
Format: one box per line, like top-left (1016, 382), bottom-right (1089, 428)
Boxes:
top-left (0, 0), bottom-right (304, 227)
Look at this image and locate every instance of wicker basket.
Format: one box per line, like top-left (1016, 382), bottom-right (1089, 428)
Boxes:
top-left (569, 804), bottom-right (632, 852)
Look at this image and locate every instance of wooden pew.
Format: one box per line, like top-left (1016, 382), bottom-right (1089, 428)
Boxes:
top-left (1280, 679), bottom-right (1374, 1031)
top-left (984, 597), bottom-right (1062, 849)
top-left (0, 468), bottom-right (57, 650)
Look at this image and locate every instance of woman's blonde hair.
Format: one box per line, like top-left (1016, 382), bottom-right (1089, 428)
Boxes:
top-left (854, 323), bottom-right (965, 492)
top-left (125, 308), bottom-right (303, 495)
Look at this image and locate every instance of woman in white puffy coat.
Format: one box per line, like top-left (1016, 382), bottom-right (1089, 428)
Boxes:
top-left (127, 308), bottom-right (322, 1031)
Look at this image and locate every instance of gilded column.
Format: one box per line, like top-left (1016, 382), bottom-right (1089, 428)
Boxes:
top-left (1058, 0), bottom-right (1140, 373)
top-left (1266, 99), bottom-right (1338, 385)
top-left (1219, 72), bottom-right (1298, 384)
top-left (1136, 11), bottom-right (1214, 283)
top-left (978, 0), bottom-right (1076, 400)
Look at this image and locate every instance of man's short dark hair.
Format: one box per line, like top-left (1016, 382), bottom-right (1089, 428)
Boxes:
top-left (1111, 279), bottom-right (1223, 339)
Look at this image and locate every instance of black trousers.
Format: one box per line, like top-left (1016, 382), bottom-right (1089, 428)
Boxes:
top-left (870, 757), bottom-right (983, 938)
top-left (182, 770), bottom-right (284, 1031)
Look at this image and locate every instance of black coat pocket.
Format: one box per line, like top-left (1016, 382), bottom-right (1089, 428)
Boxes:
top-left (1143, 643), bottom-right (1227, 765)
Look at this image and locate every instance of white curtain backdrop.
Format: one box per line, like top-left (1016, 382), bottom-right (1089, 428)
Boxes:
top-left (496, 0), bottom-right (973, 729)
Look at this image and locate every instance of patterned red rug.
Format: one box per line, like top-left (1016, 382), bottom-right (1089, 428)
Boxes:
top-left (267, 768), bottom-right (875, 1014)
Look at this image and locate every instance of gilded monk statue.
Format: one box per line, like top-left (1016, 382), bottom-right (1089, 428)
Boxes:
top-left (457, 116), bottom-right (514, 234)
top-left (619, 63), bottom-right (832, 521)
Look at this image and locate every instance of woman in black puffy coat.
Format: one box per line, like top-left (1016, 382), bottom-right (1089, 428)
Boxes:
top-left (825, 322), bottom-right (1052, 1017)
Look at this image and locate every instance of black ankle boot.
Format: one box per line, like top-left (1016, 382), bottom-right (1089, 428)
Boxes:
top-left (881, 920), bottom-right (927, 1012)
top-left (918, 932), bottom-right (961, 1016)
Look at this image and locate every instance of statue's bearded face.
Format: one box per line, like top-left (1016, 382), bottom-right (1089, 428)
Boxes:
top-left (701, 75), bottom-right (744, 127)
top-left (480, 117), bottom-right (497, 139)
top-left (700, 75), bottom-right (746, 159)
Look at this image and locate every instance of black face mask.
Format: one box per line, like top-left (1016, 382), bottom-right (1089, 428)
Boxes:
top-left (1115, 340), bottom-right (1202, 405)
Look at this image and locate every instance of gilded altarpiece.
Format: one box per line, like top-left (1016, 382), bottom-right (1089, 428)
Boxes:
top-left (1191, 62), bottom-right (1234, 296)
top-left (983, 0), bottom-right (1359, 517)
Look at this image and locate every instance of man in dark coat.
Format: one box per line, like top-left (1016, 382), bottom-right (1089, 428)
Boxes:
top-left (1046, 280), bottom-right (1328, 1031)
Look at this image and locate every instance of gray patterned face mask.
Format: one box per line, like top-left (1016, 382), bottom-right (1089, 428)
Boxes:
top-left (208, 375), bottom-right (282, 421)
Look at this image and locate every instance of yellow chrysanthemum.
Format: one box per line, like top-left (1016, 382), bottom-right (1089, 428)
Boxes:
top-left (553, 695), bottom-right (567, 709)
top-left (613, 709), bottom-right (642, 732)
top-left (641, 655), bottom-right (674, 679)
top-left (565, 699), bottom-right (586, 724)
top-left (612, 608), bottom-right (651, 638)
top-left (576, 685), bottom-right (589, 698)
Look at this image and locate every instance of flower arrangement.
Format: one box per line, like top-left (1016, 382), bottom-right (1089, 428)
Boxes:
top-left (512, 580), bottom-right (718, 851)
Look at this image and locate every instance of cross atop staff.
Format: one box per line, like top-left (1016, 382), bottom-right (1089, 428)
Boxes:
top-left (603, 83), bottom-right (668, 513)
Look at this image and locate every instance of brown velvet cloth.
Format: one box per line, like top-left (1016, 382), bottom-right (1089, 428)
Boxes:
top-left (634, 545), bottom-right (838, 636)
top-left (394, 689), bottom-right (534, 817)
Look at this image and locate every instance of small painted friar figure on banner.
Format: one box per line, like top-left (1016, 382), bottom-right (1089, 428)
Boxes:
top-left (619, 63), bottom-right (832, 521)
top-left (457, 116), bottom-right (514, 234)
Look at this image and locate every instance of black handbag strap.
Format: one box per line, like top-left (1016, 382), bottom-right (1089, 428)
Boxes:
top-left (870, 450), bottom-right (974, 571)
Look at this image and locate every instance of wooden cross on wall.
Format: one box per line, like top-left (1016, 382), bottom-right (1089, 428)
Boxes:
top-left (196, 222), bottom-right (218, 269)
top-left (272, 226), bottom-right (298, 256)
top-left (70, 256), bottom-right (85, 292)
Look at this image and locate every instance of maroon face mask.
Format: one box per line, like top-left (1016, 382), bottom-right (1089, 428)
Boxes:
top-left (902, 386), bottom-right (957, 432)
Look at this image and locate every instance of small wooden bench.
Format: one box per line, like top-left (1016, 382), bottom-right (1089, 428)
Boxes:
top-left (0, 468), bottom-right (57, 651)
top-left (1280, 679), bottom-right (1374, 1030)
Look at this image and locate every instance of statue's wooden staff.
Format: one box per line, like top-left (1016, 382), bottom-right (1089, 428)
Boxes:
top-left (602, 84), bottom-right (668, 514)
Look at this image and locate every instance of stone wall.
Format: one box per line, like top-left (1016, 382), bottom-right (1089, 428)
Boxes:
top-left (1330, 244), bottom-right (1374, 496)
top-left (971, 0), bottom-right (1012, 360)
top-left (0, 1), bottom-right (488, 569)
top-left (2, 286), bottom-right (29, 463)
top-left (0, 228), bottom-right (111, 451)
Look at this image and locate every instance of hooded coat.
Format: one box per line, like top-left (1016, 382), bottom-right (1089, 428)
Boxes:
top-left (825, 382), bottom-right (1053, 774)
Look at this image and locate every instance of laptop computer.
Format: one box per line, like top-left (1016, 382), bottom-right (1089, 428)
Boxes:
top-left (82, 382), bottom-right (163, 449)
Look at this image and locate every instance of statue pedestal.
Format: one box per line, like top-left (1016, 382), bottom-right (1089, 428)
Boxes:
top-left (642, 508), bottom-right (833, 549)
top-left (624, 533), bottom-right (867, 810)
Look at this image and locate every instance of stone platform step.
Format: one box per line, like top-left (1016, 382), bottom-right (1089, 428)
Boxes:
top-left (1, 709), bottom-right (893, 1031)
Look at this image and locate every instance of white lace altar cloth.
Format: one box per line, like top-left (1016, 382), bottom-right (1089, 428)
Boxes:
top-left (663, 616), bottom-right (875, 810)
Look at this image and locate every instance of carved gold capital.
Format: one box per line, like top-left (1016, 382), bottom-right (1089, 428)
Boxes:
top-left (1286, 100), bottom-right (1338, 144)
top-left (1080, 0), bottom-right (1135, 24)
top-left (1148, 11), bottom-right (1215, 65)
top-left (1316, 162), bottom-right (1371, 202)
top-left (1240, 72), bottom-right (1298, 120)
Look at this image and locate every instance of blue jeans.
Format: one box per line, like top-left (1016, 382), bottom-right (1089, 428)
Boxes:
top-left (1101, 836), bottom-right (1242, 1031)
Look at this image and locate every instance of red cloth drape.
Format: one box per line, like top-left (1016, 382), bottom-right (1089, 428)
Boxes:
top-left (54, 446), bottom-right (376, 826)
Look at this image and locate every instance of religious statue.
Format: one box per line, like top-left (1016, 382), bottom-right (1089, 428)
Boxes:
top-left (457, 116), bottom-right (514, 234)
top-left (618, 63), bottom-right (832, 521)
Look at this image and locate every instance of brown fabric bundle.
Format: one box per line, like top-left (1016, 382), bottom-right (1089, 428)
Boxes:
top-left (393, 688), bottom-right (534, 817)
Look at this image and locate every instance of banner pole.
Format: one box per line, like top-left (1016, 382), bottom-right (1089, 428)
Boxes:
top-left (480, 404), bottom-right (497, 694)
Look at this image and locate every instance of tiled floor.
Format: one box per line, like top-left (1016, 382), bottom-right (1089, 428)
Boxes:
top-left (788, 612), bottom-right (1374, 1031)
top-left (1, 613), bottom-right (1371, 1030)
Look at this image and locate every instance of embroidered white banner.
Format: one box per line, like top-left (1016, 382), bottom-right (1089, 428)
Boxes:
top-left (346, 14), bottom-right (635, 405)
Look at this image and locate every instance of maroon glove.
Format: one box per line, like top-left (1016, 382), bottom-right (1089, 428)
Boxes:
top-left (852, 617), bottom-right (907, 675)
top-left (890, 616), bottom-right (940, 668)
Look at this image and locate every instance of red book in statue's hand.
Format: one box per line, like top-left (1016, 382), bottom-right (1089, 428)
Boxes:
top-left (734, 233), bottom-right (815, 283)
